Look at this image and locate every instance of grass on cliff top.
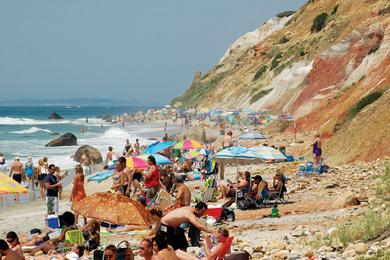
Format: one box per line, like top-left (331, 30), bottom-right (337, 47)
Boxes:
top-left (249, 88), bottom-right (273, 104)
top-left (344, 91), bottom-right (383, 123)
top-left (309, 165), bottom-right (390, 249)
top-left (171, 72), bottom-right (228, 107)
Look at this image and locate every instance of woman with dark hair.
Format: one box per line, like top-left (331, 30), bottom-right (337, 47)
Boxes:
top-left (111, 157), bottom-right (128, 195)
top-left (143, 155), bottom-right (160, 199)
top-left (154, 234), bottom-right (178, 259)
top-left (0, 239), bottom-right (24, 260)
top-left (5, 231), bottom-right (23, 258)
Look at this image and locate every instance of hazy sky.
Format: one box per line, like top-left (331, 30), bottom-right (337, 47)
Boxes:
top-left (0, 0), bottom-right (306, 104)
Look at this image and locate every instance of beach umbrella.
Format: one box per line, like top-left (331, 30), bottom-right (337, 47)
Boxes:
top-left (173, 139), bottom-right (203, 152)
top-left (0, 173), bottom-right (28, 194)
top-left (137, 154), bottom-right (172, 165)
top-left (126, 157), bottom-right (149, 170)
top-left (238, 132), bottom-right (266, 140)
top-left (249, 146), bottom-right (287, 161)
top-left (143, 141), bottom-right (174, 154)
top-left (73, 192), bottom-right (154, 226)
top-left (181, 148), bottom-right (210, 161)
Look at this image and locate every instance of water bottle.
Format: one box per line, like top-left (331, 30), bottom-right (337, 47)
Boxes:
top-left (271, 204), bottom-right (279, 218)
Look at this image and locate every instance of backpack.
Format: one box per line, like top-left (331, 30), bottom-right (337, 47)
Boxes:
top-left (219, 208), bottom-right (235, 222)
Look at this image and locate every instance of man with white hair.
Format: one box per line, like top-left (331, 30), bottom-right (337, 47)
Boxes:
top-left (9, 157), bottom-right (24, 201)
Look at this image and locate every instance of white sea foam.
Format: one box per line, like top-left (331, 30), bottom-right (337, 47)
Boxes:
top-left (0, 116), bottom-right (105, 126)
top-left (10, 127), bottom-right (52, 134)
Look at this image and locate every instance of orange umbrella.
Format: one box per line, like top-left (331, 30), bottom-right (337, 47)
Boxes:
top-left (73, 192), bottom-right (154, 226)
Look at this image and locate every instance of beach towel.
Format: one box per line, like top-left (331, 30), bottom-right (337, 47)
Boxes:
top-left (88, 170), bottom-right (114, 183)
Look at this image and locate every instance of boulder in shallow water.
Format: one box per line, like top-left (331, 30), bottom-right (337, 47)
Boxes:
top-left (48, 112), bottom-right (63, 120)
top-left (45, 133), bottom-right (77, 147)
top-left (74, 145), bottom-right (102, 164)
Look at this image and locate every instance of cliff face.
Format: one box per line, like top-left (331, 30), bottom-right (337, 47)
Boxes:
top-left (173, 0), bottom-right (390, 164)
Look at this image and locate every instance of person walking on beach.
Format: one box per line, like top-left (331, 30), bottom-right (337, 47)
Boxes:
top-left (9, 157), bottom-right (24, 201)
top-left (25, 156), bottom-right (34, 191)
top-left (44, 164), bottom-right (61, 214)
top-left (311, 133), bottom-right (322, 166)
top-left (37, 159), bottom-right (48, 199)
top-left (80, 149), bottom-right (93, 176)
top-left (123, 139), bottom-right (131, 156)
top-left (0, 153), bottom-right (6, 173)
top-left (134, 139), bottom-right (141, 155)
top-left (71, 165), bottom-right (87, 224)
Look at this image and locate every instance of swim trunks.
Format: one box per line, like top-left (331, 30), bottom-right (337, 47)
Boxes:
top-left (156, 223), bottom-right (188, 250)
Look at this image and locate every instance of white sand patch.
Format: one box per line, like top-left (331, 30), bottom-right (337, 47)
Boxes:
top-left (251, 61), bottom-right (313, 111)
top-left (219, 16), bottom-right (293, 64)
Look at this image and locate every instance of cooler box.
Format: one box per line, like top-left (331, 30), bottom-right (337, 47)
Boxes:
top-left (47, 215), bottom-right (60, 229)
top-left (206, 205), bottom-right (223, 219)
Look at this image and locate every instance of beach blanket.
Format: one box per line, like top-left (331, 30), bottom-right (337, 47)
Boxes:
top-left (88, 170), bottom-right (114, 183)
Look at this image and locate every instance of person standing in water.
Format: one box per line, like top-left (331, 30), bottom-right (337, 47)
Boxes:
top-left (134, 139), bottom-right (141, 155)
top-left (80, 150), bottom-right (93, 176)
top-left (9, 157), bottom-right (24, 201)
top-left (311, 133), bottom-right (322, 166)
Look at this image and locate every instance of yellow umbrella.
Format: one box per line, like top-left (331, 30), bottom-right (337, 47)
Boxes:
top-left (0, 173), bottom-right (28, 194)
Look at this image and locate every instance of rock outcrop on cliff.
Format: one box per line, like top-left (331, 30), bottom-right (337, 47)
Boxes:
top-left (173, 0), bottom-right (390, 164)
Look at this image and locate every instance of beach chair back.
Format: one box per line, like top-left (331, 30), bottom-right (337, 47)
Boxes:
top-left (217, 236), bottom-right (234, 260)
top-left (203, 174), bottom-right (217, 202)
top-left (155, 189), bottom-right (174, 211)
top-left (64, 229), bottom-right (85, 246)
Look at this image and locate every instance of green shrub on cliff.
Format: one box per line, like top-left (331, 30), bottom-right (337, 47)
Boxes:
top-left (249, 89), bottom-right (273, 104)
top-left (344, 91), bottom-right (383, 122)
top-left (271, 52), bottom-right (283, 70)
top-left (252, 66), bottom-right (268, 81)
top-left (278, 35), bottom-right (290, 44)
top-left (312, 12), bottom-right (329, 33)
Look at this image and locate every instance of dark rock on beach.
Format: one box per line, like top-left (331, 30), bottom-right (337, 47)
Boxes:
top-left (48, 112), bottom-right (63, 120)
top-left (45, 133), bottom-right (77, 147)
top-left (74, 145), bottom-right (103, 164)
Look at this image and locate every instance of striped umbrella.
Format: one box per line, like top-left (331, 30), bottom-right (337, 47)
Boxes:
top-left (126, 157), bottom-right (149, 170)
top-left (249, 146), bottom-right (287, 161)
top-left (173, 139), bottom-right (203, 152)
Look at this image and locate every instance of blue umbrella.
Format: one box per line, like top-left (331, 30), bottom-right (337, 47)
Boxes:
top-left (137, 154), bottom-right (172, 165)
top-left (238, 132), bottom-right (266, 140)
top-left (249, 146), bottom-right (287, 161)
top-left (143, 141), bottom-right (174, 154)
top-left (214, 146), bottom-right (255, 159)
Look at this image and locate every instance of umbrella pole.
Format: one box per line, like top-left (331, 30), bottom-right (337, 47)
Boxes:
top-left (2, 195), bottom-right (6, 208)
top-left (235, 159), bottom-right (239, 209)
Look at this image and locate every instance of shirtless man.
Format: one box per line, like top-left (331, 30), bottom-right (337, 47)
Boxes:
top-left (134, 139), bottom-right (140, 155)
top-left (222, 131), bottom-right (233, 149)
top-left (105, 146), bottom-right (116, 167)
top-left (174, 175), bottom-right (191, 207)
top-left (80, 150), bottom-right (93, 176)
top-left (0, 239), bottom-right (24, 260)
top-left (9, 157), bottom-right (24, 201)
top-left (156, 201), bottom-right (215, 250)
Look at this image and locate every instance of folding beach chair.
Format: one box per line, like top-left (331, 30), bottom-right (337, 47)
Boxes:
top-left (203, 174), bottom-right (218, 202)
top-left (155, 189), bottom-right (174, 212)
top-left (64, 229), bottom-right (85, 246)
top-left (217, 236), bottom-right (234, 260)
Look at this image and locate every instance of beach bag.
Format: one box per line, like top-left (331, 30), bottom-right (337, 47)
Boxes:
top-left (116, 241), bottom-right (134, 260)
top-left (219, 208), bottom-right (235, 222)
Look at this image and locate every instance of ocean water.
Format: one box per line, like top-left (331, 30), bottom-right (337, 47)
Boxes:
top-left (0, 106), bottom-right (174, 170)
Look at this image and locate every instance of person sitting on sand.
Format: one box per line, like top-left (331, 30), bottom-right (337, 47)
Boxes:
top-left (219, 171), bottom-right (251, 208)
top-left (154, 235), bottom-right (179, 260)
top-left (250, 175), bottom-right (269, 203)
top-left (65, 243), bottom-right (85, 260)
top-left (82, 219), bottom-right (100, 251)
top-left (222, 131), bottom-right (233, 149)
top-left (126, 169), bottom-right (143, 196)
top-left (156, 202), bottom-right (216, 251)
top-left (176, 227), bottom-right (230, 260)
top-left (159, 169), bottom-right (175, 194)
top-left (270, 171), bottom-right (287, 198)
top-left (0, 239), bottom-right (24, 260)
top-left (27, 212), bottom-right (77, 255)
top-left (103, 245), bottom-right (117, 260)
top-left (173, 175), bottom-right (191, 207)
top-left (5, 231), bottom-right (24, 258)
